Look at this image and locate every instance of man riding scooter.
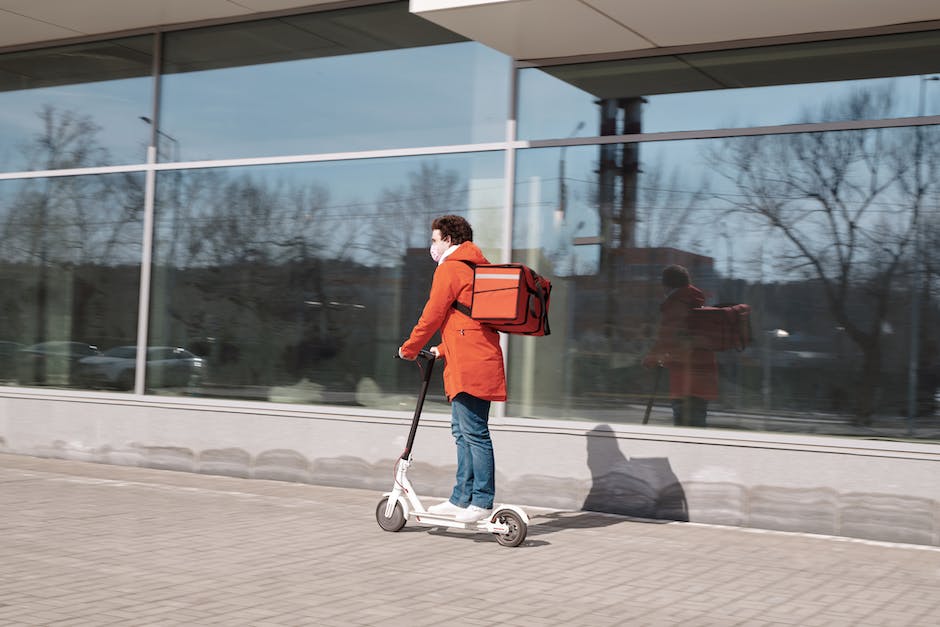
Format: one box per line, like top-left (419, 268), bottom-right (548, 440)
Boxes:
top-left (398, 214), bottom-right (506, 524)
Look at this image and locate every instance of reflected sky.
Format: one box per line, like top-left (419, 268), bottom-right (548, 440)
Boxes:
top-left (0, 78), bottom-right (152, 171)
top-left (158, 43), bottom-right (508, 161)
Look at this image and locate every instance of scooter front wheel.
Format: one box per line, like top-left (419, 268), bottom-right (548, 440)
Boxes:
top-left (376, 496), bottom-right (406, 532)
top-left (493, 509), bottom-right (527, 547)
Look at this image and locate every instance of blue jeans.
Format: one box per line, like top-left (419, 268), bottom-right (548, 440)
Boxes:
top-left (448, 392), bottom-right (494, 510)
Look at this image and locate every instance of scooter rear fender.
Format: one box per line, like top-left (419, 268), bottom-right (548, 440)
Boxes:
top-left (490, 504), bottom-right (529, 524)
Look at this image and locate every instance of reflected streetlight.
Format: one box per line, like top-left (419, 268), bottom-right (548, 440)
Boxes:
top-left (139, 116), bottom-right (180, 161)
top-left (719, 228), bottom-right (734, 279)
top-left (555, 121), bottom-right (585, 228)
top-left (139, 115), bottom-right (183, 363)
top-left (762, 328), bottom-right (789, 411)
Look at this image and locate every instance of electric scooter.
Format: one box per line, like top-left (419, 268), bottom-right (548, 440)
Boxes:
top-left (376, 350), bottom-right (528, 547)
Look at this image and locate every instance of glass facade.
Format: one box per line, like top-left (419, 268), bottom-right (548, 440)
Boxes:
top-left (148, 152), bottom-right (503, 407)
top-left (509, 124), bottom-right (940, 438)
top-left (1, 1), bottom-right (939, 441)
top-left (159, 4), bottom-right (507, 161)
top-left (0, 36), bottom-right (154, 171)
top-left (0, 173), bottom-right (144, 386)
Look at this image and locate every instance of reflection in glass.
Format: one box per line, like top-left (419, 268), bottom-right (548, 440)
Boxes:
top-left (0, 172), bottom-right (144, 389)
top-left (510, 120), bottom-right (940, 440)
top-left (159, 2), bottom-right (509, 161)
top-left (0, 36), bottom-right (154, 172)
top-left (518, 29), bottom-right (940, 139)
top-left (148, 152), bottom-right (504, 405)
top-left (80, 345), bottom-right (205, 391)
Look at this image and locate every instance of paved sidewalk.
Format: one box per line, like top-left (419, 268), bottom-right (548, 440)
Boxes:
top-left (1, 454), bottom-right (937, 626)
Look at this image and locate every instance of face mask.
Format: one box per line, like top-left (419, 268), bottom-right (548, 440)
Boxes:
top-left (430, 241), bottom-right (446, 262)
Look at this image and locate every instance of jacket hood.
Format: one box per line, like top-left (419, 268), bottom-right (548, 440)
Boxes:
top-left (445, 241), bottom-right (490, 265)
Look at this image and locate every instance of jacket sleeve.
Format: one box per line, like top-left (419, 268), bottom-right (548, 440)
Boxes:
top-left (401, 264), bottom-right (459, 359)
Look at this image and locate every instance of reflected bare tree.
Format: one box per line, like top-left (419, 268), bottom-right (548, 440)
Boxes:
top-left (0, 106), bottom-right (143, 346)
top-left (1, 106), bottom-right (143, 266)
top-left (24, 105), bottom-right (107, 171)
top-left (154, 170), bottom-right (339, 380)
top-left (151, 158), bottom-right (475, 388)
top-left (162, 171), bottom-right (338, 270)
top-left (379, 161), bottom-right (466, 254)
top-left (711, 87), bottom-right (940, 422)
top-left (635, 161), bottom-right (709, 250)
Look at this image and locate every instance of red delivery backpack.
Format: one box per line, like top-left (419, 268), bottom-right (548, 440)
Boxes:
top-left (451, 261), bottom-right (552, 336)
top-left (688, 303), bottom-right (752, 351)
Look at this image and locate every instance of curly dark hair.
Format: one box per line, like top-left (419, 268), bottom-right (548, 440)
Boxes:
top-left (432, 215), bottom-right (473, 244)
top-left (662, 264), bottom-right (690, 288)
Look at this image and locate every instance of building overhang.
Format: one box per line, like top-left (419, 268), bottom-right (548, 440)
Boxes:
top-left (1, 0), bottom-right (939, 60)
top-left (410, 0), bottom-right (940, 61)
top-left (0, 0), bottom-right (347, 50)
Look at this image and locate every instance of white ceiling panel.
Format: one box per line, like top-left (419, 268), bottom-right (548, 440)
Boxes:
top-left (0, 9), bottom-right (81, 47)
top-left (0, 0), bottom-right (253, 37)
top-left (415, 0), bottom-right (940, 60)
top-left (413, 0), bottom-right (652, 59)
top-left (588, 0), bottom-right (940, 48)
top-left (0, 1), bottom-right (366, 49)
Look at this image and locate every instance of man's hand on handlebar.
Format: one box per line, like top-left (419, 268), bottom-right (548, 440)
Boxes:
top-left (397, 347), bottom-right (437, 361)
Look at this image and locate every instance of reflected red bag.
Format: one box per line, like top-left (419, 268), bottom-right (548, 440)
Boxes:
top-left (688, 304), bottom-right (752, 351)
top-left (452, 262), bottom-right (552, 336)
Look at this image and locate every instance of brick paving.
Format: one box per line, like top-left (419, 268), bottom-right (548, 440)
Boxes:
top-left (0, 453), bottom-right (937, 626)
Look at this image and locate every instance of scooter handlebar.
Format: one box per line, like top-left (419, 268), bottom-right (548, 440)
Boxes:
top-left (395, 349), bottom-right (436, 361)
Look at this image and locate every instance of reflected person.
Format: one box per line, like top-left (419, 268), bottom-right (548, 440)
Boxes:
top-left (642, 265), bottom-right (718, 427)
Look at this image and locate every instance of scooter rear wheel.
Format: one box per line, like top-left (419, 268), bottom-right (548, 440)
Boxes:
top-left (493, 509), bottom-right (527, 547)
top-left (376, 496), bottom-right (406, 532)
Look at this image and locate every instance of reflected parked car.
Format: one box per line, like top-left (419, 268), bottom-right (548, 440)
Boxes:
top-left (78, 346), bottom-right (206, 390)
top-left (16, 341), bottom-right (100, 386)
top-left (0, 341), bottom-right (24, 381)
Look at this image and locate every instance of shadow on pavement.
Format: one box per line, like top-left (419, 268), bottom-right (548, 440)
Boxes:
top-left (409, 509), bottom-right (668, 548)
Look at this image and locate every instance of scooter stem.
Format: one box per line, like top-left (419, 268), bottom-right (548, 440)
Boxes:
top-left (401, 350), bottom-right (436, 460)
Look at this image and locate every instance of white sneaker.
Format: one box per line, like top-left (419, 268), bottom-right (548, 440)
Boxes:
top-left (427, 500), bottom-right (465, 515)
top-left (455, 505), bottom-right (492, 523)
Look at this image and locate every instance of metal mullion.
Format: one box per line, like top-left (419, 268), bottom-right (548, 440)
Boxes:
top-left (494, 54), bottom-right (519, 421)
top-left (7, 113), bottom-right (938, 184)
top-left (134, 151), bottom-right (156, 396)
top-left (0, 141), bottom-right (514, 181)
top-left (133, 32), bottom-right (163, 396)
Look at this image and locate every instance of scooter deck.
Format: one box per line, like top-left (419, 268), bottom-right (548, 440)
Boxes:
top-left (411, 510), bottom-right (510, 533)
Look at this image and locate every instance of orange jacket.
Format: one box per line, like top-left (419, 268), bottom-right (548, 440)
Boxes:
top-left (401, 242), bottom-right (507, 401)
